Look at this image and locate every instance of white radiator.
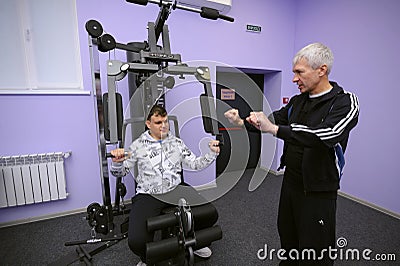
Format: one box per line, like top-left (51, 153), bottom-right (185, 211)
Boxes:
top-left (0, 152), bottom-right (71, 208)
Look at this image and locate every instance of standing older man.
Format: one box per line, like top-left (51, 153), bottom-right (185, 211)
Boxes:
top-left (225, 43), bottom-right (359, 265)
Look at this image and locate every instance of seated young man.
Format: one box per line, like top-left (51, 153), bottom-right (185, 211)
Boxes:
top-left (110, 105), bottom-right (220, 266)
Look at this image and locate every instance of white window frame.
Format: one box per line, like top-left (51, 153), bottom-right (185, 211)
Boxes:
top-left (0, 0), bottom-right (85, 95)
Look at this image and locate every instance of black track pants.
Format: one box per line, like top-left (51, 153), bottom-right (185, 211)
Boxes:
top-left (278, 182), bottom-right (337, 265)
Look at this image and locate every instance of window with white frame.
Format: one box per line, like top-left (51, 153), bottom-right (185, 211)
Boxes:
top-left (0, 0), bottom-right (83, 93)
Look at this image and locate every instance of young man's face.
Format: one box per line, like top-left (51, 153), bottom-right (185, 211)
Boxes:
top-left (146, 114), bottom-right (169, 140)
top-left (292, 58), bottom-right (325, 95)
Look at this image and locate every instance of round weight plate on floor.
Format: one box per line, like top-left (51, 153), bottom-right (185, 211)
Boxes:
top-left (86, 202), bottom-right (101, 227)
top-left (87, 202), bottom-right (101, 215)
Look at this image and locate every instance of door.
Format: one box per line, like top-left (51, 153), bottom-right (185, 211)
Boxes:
top-left (216, 70), bottom-right (263, 174)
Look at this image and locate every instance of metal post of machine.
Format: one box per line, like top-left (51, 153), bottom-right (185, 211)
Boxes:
top-left (88, 35), bottom-right (114, 228)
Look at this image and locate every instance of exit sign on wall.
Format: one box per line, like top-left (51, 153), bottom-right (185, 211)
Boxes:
top-left (246, 24), bottom-right (262, 33)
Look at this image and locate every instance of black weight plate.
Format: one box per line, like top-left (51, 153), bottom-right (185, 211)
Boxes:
top-left (87, 202), bottom-right (101, 214)
top-left (85, 20), bottom-right (103, 38)
top-left (98, 33), bottom-right (116, 52)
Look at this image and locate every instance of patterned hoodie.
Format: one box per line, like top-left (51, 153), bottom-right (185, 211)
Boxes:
top-left (110, 131), bottom-right (218, 194)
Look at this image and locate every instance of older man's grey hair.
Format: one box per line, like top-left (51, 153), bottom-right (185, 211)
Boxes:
top-left (293, 43), bottom-right (334, 75)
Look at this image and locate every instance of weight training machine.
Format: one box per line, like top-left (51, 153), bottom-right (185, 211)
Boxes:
top-left (53, 0), bottom-right (233, 265)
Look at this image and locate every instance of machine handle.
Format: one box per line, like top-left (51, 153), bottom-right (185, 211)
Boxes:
top-left (200, 7), bottom-right (234, 22)
top-left (218, 13), bottom-right (235, 22)
top-left (126, 0), bottom-right (149, 6)
top-left (106, 152), bottom-right (130, 158)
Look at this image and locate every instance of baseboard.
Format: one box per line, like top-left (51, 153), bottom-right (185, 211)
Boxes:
top-left (0, 199), bottom-right (133, 229)
top-left (0, 207), bottom-right (87, 229)
top-left (338, 191), bottom-right (400, 220)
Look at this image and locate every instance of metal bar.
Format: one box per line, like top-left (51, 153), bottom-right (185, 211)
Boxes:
top-left (162, 25), bottom-right (171, 54)
top-left (106, 75), bottom-right (119, 143)
top-left (147, 22), bottom-right (158, 53)
top-left (165, 65), bottom-right (198, 75)
top-left (88, 35), bottom-right (114, 234)
top-left (127, 62), bottom-right (160, 72)
top-left (88, 35), bottom-right (112, 210)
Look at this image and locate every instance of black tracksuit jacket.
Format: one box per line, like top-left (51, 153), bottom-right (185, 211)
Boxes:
top-left (247, 81), bottom-right (359, 192)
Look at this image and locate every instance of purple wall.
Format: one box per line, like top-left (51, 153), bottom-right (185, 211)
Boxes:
top-left (1, 0), bottom-right (398, 225)
top-left (0, 94), bottom-right (103, 222)
top-left (293, 0), bottom-right (400, 214)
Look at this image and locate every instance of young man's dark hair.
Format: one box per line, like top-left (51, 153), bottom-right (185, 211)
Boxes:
top-left (146, 105), bottom-right (167, 121)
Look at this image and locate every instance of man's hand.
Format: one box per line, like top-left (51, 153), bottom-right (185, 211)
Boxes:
top-left (208, 140), bottom-right (220, 154)
top-left (224, 109), bottom-right (244, 126)
top-left (246, 112), bottom-right (279, 136)
top-left (110, 148), bottom-right (128, 162)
